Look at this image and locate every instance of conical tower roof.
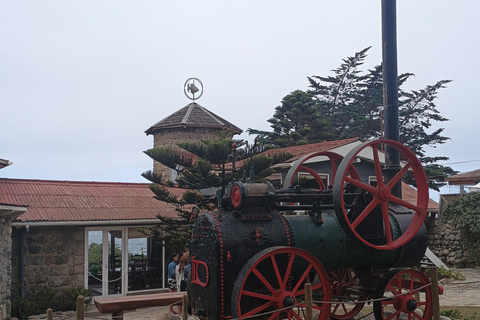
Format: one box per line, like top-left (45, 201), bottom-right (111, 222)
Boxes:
top-left (145, 102), bottom-right (242, 135)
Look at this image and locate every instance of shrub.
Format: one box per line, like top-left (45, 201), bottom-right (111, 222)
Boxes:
top-left (11, 286), bottom-right (92, 319)
top-left (441, 309), bottom-right (462, 319)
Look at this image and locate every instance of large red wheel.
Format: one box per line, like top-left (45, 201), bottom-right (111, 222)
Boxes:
top-left (373, 269), bottom-right (433, 320)
top-left (329, 269), bottom-right (365, 319)
top-left (231, 247), bottom-right (332, 320)
top-left (333, 139), bottom-right (429, 250)
top-left (283, 151), bottom-right (360, 190)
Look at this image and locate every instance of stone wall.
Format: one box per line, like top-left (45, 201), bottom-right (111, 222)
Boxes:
top-left (0, 216), bottom-right (13, 319)
top-left (426, 218), bottom-right (480, 267)
top-left (11, 226), bottom-right (85, 299)
top-left (152, 127), bottom-right (233, 181)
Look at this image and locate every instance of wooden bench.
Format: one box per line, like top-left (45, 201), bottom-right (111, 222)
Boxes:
top-left (94, 292), bottom-right (184, 320)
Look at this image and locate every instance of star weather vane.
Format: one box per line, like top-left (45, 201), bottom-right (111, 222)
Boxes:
top-left (184, 78), bottom-right (204, 101)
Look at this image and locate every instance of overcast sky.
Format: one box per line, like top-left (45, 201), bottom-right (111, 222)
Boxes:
top-left (1, 1), bottom-right (479, 198)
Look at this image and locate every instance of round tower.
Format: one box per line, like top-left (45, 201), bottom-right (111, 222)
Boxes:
top-left (145, 79), bottom-right (242, 181)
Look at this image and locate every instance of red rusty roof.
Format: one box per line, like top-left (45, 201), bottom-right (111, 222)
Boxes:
top-left (446, 169), bottom-right (480, 185)
top-left (401, 182), bottom-right (439, 211)
top-left (0, 178), bottom-right (189, 223)
top-left (263, 138), bottom-right (360, 162)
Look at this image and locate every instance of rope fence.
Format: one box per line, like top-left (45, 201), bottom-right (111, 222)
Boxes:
top-left (42, 267), bottom-right (447, 320)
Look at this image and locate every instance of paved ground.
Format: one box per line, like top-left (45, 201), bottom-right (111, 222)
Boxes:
top-left (84, 268), bottom-right (480, 320)
top-left (438, 268), bottom-right (480, 307)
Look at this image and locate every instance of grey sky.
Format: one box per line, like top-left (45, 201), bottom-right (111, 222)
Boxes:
top-left (1, 1), bottom-right (478, 198)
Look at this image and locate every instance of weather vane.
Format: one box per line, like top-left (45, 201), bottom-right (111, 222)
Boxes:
top-left (184, 78), bottom-right (204, 102)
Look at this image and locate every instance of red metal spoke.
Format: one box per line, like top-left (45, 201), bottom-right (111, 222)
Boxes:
top-left (329, 158), bottom-right (338, 184)
top-left (388, 195), bottom-right (421, 212)
top-left (333, 302), bottom-right (348, 314)
top-left (345, 176), bottom-right (377, 194)
top-left (295, 282), bottom-right (324, 296)
top-left (385, 161), bottom-right (412, 189)
top-left (288, 310), bottom-right (303, 320)
top-left (271, 254), bottom-right (285, 291)
top-left (351, 198), bottom-right (380, 229)
top-left (371, 144), bottom-right (384, 185)
top-left (381, 299), bottom-right (394, 306)
top-left (241, 300), bottom-right (273, 318)
top-left (412, 310), bottom-right (423, 320)
top-left (239, 288), bottom-right (276, 301)
top-left (384, 308), bottom-right (402, 320)
top-left (386, 283), bottom-right (401, 296)
top-left (416, 300), bottom-right (427, 307)
top-left (267, 311), bottom-right (281, 320)
top-left (381, 201), bottom-right (394, 244)
top-left (282, 253), bottom-right (296, 288)
top-left (409, 276), bottom-right (415, 291)
top-left (252, 266), bottom-right (277, 294)
top-left (298, 165), bottom-right (326, 189)
top-left (292, 264), bottom-right (313, 293)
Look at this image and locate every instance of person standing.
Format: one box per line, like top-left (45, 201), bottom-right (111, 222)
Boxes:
top-left (176, 248), bottom-right (190, 292)
top-left (167, 253), bottom-right (179, 313)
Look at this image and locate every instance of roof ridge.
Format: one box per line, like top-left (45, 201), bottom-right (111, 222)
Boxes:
top-left (197, 104), bottom-right (225, 126)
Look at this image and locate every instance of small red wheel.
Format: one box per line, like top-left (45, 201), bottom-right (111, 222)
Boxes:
top-left (333, 139), bottom-right (429, 250)
top-left (231, 246), bottom-right (332, 320)
top-left (329, 269), bottom-right (365, 319)
top-left (373, 269), bottom-right (433, 320)
top-left (283, 151), bottom-right (360, 190)
top-left (231, 184), bottom-right (242, 208)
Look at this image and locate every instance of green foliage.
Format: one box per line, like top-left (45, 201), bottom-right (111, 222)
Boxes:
top-left (176, 158), bottom-right (221, 189)
top-left (436, 267), bottom-right (465, 281)
top-left (182, 190), bottom-right (204, 204)
top-left (143, 147), bottom-right (195, 172)
top-left (87, 242), bottom-right (102, 267)
top-left (12, 286), bottom-right (92, 319)
top-left (238, 151), bottom-right (295, 183)
top-left (250, 47), bottom-right (454, 191)
top-left (442, 191), bottom-right (480, 242)
top-left (248, 90), bottom-right (331, 147)
top-left (441, 309), bottom-right (463, 319)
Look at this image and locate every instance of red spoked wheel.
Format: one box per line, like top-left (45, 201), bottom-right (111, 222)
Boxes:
top-left (329, 269), bottom-right (365, 319)
top-left (373, 269), bottom-right (433, 320)
top-left (332, 139), bottom-right (429, 250)
top-left (283, 151), bottom-right (360, 190)
top-left (231, 246), bottom-right (332, 320)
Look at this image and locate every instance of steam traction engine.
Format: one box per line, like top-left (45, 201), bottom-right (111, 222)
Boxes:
top-left (188, 139), bottom-right (439, 320)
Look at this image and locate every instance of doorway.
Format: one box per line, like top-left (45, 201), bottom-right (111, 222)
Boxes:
top-left (85, 228), bottom-right (125, 296)
top-left (85, 227), bottom-right (165, 297)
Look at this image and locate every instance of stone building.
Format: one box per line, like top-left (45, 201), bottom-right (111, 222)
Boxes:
top-left (0, 159), bottom-right (27, 319)
top-left (145, 102), bottom-right (242, 181)
top-left (0, 178), bottom-right (188, 307)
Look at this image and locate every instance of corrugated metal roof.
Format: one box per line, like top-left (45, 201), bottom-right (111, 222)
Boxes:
top-left (264, 138), bottom-right (361, 162)
top-left (401, 182), bottom-right (439, 211)
top-left (0, 178), bottom-right (187, 223)
top-left (145, 102), bottom-right (242, 135)
top-left (446, 169), bottom-right (480, 185)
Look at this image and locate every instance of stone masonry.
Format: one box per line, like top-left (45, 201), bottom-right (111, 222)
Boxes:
top-left (1, 216), bottom-right (14, 320)
top-left (152, 127), bottom-right (232, 182)
top-left (10, 226), bottom-right (85, 299)
top-left (426, 218), bottom-right (480, 267)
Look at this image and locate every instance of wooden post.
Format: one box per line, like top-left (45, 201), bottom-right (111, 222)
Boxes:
top-left (76, 295), bottom-right (85, 320)
top-left (182, 294), bottom-right (188, 320)
top-left (46, 308), bottom-right (53, 320)
top-left (430, 267), bottom-right (440, 320)
top-left (305, 283), bottom-right (313, 320)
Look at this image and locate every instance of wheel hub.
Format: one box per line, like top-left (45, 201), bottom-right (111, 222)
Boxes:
top-left (379, 187), bottom-right (392, 201)
top-left (394, 294), bottom-right (417, 313)
top-left (282, 295), bottom-right (296, 308)
top-left (274, 291), bottom-right (296, 309)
